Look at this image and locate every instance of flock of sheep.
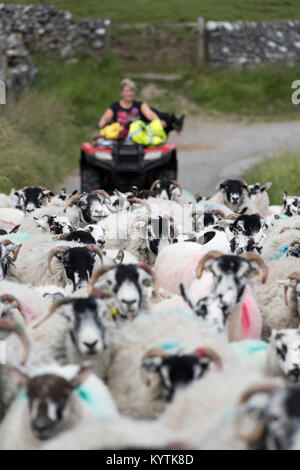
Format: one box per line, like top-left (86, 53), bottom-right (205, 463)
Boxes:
top-left (0, 177), bottom-right (299, 450)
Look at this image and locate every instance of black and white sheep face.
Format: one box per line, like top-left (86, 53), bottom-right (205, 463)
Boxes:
top-left (227, 214), bottom-right (265, 255)
top-left (58, 297), bottom-right (108, 357)
top-left (93, 264), bottom-right (152, 318)
top-left (0, 243), bottom-right (16, 280)
top-left (154, 180), bottom-right (181, 201)
top-left (208, 255), bottom-right (252, 305)
top-left (283, 192), bottom-right (300, 217)
top-left (85, 224), bottom-right (106, 248)
top-left (286, 242), bottom-right (300, 258)
top-left (271, 329), bottom-right (300, 383)
top-left (242, 387), bottom-right (300, 450)
top-left (34, 215), bottom-right (74, 235)
top-left (10, 364), bottom-right (93, 441)
top-left (56, 247), bottom-right (97, 291)
top-left (15, 187), bottom-right (54, 214)
top-left (141, 353), bottom-right (208, 403)
top-left (248, 182), bottom-right (272, 197)
top-left (180, 284), bottom-right (229, 333)
top-left (78, 194), bottom-right (111, 224)
top-left (218, 180), bottom-right (249, 211)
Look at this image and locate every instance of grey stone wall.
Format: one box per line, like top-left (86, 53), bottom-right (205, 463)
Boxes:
top-left (0, 3), bottom-right (110, 97)
top-left (206, 20), bottom-right (300, 67)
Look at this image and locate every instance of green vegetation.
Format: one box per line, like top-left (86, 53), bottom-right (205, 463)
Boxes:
top-left (3, 0), bottom-right (300, 23)
top-left (243, 152), bottom-right (300, 205)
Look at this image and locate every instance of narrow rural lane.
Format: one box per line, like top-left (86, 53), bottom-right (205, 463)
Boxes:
top-left (62, 117), bottom-right (300, 195)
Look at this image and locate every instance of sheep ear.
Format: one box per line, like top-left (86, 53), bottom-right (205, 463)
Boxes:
top-left (69, 362), bottom-right (94, 389)
top-left (10, 367), bottom-right (29, 388)
top-left (261, 182), bottom-right (272, 192)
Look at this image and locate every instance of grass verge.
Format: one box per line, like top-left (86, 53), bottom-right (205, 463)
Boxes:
top-left (243, 152), bottom-right (300, 205)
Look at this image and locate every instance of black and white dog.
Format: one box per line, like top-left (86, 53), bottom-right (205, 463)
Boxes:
top-left (144, 109), bottom-right (185, 135)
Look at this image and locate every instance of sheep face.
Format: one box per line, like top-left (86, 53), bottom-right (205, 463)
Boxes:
top-left (152, 180), bottom-right (181, 201)
top-left (141, 353), bottom-right (209, 403)
top-left (0, 242), bottom-right (17, 280)
top-left (145, 216), bottom-right (177, 256)
top-left (286, 242), bottom-right (300, 258)
top-left (209, 255), bottom-right (252, 305)
top-left (92, 264), bottom-right (152, 318)
top-left (85, 224), bottom-right (106, 248)
top-left (217, 179), bottom-right (249, 211)
top-left (227, 215), bottom-right (265, 255)
top-left (55, 247), bottom-right (97, 291)
top-left (283, 192), bottom-right (300, 217)
top-left (78, 194), bottom-right (111, 224)
top-left (180, 284), bottom-right (229, 333)
top-left (239, 386), bottom-right (300, 450)
top-left (15, 187), bottom-right (54, 214)
top-left (58, 297), bottom-right (109, 357)
top-left (34, 214), bottom-right (74, 235)
top-left (10, 364), bottom-right (93, 441)
top-left (248, 182), bottom-right (272, 197)
top-left (271, 329), bottom-right (300, 383)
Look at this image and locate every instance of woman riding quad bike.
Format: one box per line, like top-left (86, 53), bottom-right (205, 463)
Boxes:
top-left (80, 78), bottom-right (183, 193)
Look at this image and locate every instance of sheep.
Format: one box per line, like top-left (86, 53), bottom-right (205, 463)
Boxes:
top-left (9, 235), bottom-right (103, 291)
top-left (38, 416), bottom-right (178, 450)
top-left (0, 362), bottom-right (118, 450)
top-left (252, 259), bottom-right (300, 338)
top-left (235, 382), bottom-right (300, 450)
top-left (14, 186), bottom-right (54, 214)
top-left (224, 214), bottom-right (265, 254)
top-left (0, 239), bottom-right (22, 280)
top-left (261, 215), bottom-right (300, 262)
top-left (247, 182), bottom-right (272, 217)
top-left (88, 263), bottom-right (154, 318)
top-left (0, 318), bottom-right (31, 420)
top-left (107, 309), bottom-right (238, 419)
top-left (204, 179), bottom-right (258, 214)
top-left (159, 365), bottom-right (282, 450)
top-left (153, 231), bottom-right (230, 295)
top-left (149, 179), bottom-right (194, 205)
top-left (63, 191), bottom-right (115, 225)
top-left (282, 191), bottom-right (300, 217)
top-left (29, 295), bottom-right (120, 379)
top-left (0, 280), bottom-right (54, 322)
top-left (17, 204), bottom-right (77, 237)
top-left (263, 328), bottom-right (300, 382)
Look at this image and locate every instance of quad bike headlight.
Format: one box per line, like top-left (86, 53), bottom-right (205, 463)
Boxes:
top-left (95, 151), bottom-right (113, 161)
top-left (144, 150), bottom-right (162, 160)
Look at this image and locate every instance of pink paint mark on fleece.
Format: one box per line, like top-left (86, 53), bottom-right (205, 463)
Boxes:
top-left (23, 304), bottom-right (39, 322)
top-left (240, 285), bottom-right (261, 340)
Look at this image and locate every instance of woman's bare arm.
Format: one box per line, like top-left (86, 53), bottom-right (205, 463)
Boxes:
top-left (141, 103), bottom-right (166, 127)
top-left (98, 108), bottom-right (114, 128)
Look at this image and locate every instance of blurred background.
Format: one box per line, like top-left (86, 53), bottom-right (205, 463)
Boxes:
top-left (0, 0), bottom-right (299, 202)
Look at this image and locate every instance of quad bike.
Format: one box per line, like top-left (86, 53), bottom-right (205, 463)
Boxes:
top-left (80, 139), bottom-right (178, 194)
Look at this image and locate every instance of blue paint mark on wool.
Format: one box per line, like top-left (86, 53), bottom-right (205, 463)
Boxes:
top-left (232, 339), bottom-right (269, 357)
top-left (158, 341), bottom-right (182, 351)
top-left (0, 233), bottom-right (30, 243)
top-left (272, 245), bottom-right (289, 261)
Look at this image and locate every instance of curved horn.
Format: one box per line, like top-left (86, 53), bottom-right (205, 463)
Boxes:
top-left (130, 197), bottom-right (151, 211)
top-left (194, 347), bottom-right (223, 371)
top-left (0, 295), bottom-right (27, 324)
top-left (288, 272), bottom-right (300, 282)
top-left (195, 251), bottom-right (223, 279)
top-left (150, 180), bottom-right (161, 192)
top-left (0, 319), bottom-right (30, 364)
top-left (92, 189), bottom-right (111, 201)
top-left (226, 213), bottom-right (239, 220)
top-left (139, 263), bottom-right (155, 282)
top-left (11, 244), bottom-right (22, 262)
top-left (212, 209), bottom-right (226, 219)
top-left (31, 298), bottom-right (72, 329)
top-left (235, 383), bottom-right (277, 444)
top-left (171, 180), bottom-right (183, 196)
top-left (84, 245), bottom-right (103, 267)
top-left (289, 239), bottom-right (300, 248)
top-left (241, 252), bottom-right (268, 284)
top-left (88, 265), bottom-right (112, 294)
top-left (142, 347), bottom-right (168, 363)
top-left (47, 246), bottom-right (69, 274)
top-left (63, 193), bottom-right (82, 213)
top-left (216, 180), bottom-right (226, 191)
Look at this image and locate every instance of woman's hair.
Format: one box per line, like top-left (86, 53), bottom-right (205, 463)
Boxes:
top-left (120, 78), bottom-right (137, 92)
